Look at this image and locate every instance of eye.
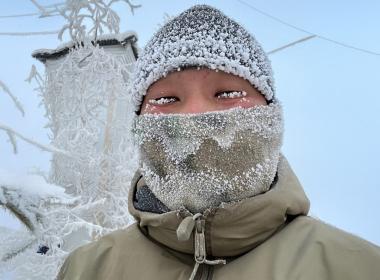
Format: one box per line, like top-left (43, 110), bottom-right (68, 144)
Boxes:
top-left (148, 96), bottom-right (179, 105)
top-left (216, 91), bottom-right (247, 99)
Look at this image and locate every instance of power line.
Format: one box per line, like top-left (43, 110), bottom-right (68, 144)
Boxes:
top-left (0, 2), bottom-right (63, 19)
top-left (237, 0), bottom-right (380, 56)
top-left (0, 12), bottom-right (59, 19)
top-left (267, 35), bottom-right (316, 55)
top-left (30, 0), bottom-right (49, 15)
top-left (0, 30), bottom-right (59, 36)
top-left (0, 12), bottom-right (43, 18)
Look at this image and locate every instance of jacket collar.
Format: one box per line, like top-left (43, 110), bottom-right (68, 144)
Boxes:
top-left (128, 155), bottom-right (310, 257)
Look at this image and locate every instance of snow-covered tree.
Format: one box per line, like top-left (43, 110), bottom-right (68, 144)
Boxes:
top-left (1, 1), bottom-right (140, 278)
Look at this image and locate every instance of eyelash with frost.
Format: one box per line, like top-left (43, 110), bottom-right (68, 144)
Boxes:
top-left (147, 90), bottom-right (247, 105)
top-left (217, 91), bottom-right (247, 99)
top-left (148, 97), bottom-right (177, 105)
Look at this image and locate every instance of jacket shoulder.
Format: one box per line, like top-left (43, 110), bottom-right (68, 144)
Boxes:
top-left (295, 216), bottom-right (380, 254)
top-left (57, 223), bottom-right (192, 280)
top-left (57, 223), bottom-right (146, 280)
top-left (283, 216), bottom-right (380, 278)
top-left (213, 216), bottom-right (380, 280)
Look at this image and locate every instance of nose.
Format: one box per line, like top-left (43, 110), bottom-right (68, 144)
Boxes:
top-left (180, 93), bottom-right (213, 114)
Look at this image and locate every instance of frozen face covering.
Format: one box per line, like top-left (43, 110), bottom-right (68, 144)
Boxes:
top-left (133, 102), bottom-right (283, 213)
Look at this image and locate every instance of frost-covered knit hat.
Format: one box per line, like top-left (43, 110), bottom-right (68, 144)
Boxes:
top-left (131, 4), bottom-right (275, 112)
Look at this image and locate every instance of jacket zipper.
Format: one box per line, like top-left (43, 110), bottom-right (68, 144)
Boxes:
top-left (194, 264), bottom-right (214, 280)
top-left (178, 212), bottom-right (225, 280)
top-left (191, 215), bottom-right (223, 280)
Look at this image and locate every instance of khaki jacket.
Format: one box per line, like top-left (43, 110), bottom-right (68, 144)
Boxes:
top-left (58, 157), bottom-right (380, 279)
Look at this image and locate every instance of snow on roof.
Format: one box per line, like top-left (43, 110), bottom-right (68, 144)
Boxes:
top-left (32, 31), bottom-right (138, 62)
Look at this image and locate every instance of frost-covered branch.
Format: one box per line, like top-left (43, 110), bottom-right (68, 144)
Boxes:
top-left (0, 226), bottom-right (37, 262)
top-left (1, 2), bottom-right (140, 278)
top-left (29, 0), bottom-right (49, 17)
top-left (25, 65), bottom-right (45, 93)
top-left (121, 0), bottom-right (142, 14)
top-left (55, 0), bottom-right (141, 42)
top-left (0, 80), bottom-right (25, 116)
top-left (1, 188), bottom-right (40, 232)
top-left (0, 171), bottom-right (96, 278)
top-left (0, 172), bottom-right (71, 232)
top-left (0, 122), bottom-right (70, 156)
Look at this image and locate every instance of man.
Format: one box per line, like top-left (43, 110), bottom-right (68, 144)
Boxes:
top-left (58, 5), bottom-right (380, 280)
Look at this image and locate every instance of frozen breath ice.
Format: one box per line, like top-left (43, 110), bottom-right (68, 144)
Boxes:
top-left (133, 102), bottom-right (283, 213)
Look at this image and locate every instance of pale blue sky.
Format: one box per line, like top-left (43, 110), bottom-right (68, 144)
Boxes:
top-left (0, 0), bottom-right (379, 245)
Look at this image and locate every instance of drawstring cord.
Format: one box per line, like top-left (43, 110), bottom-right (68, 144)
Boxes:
top-left (176, 213), bottom-right (226, 280)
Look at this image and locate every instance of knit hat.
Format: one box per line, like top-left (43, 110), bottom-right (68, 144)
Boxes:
top-left (130, 5), bottom-right (275, 112)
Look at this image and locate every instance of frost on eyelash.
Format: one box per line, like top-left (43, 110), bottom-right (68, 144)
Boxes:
top-left (148, 97), bottom-right (177, 105)
top-left (217, 91), bottom-right (247, 99)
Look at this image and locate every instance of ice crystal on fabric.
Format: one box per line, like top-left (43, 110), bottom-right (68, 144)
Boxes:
top-left (133, 102), bottom-right (283, 213)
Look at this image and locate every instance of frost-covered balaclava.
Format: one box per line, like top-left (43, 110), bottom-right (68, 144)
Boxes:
top-left (131, 4), bottom-right (275, 111)
top-left (133, 104), bottom-right (283, 213)
top-left (131, 5), bottom-right (283, 213)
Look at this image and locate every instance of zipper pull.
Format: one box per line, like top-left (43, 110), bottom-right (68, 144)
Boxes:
top-left (189, 215), bottom-right (226, 280)
top-left (194, 217), bottom-right (226, 265)
top-left (177, 213), bottom-right (202, 242)
top-left (194, 218), bottom-right (206, 263)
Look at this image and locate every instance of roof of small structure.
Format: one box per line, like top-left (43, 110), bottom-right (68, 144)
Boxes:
top-left (32, 31), bottom-right (138, 63)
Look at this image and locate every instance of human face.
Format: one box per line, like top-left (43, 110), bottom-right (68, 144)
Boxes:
top-left (140, 68), bottom-right (267, 114)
